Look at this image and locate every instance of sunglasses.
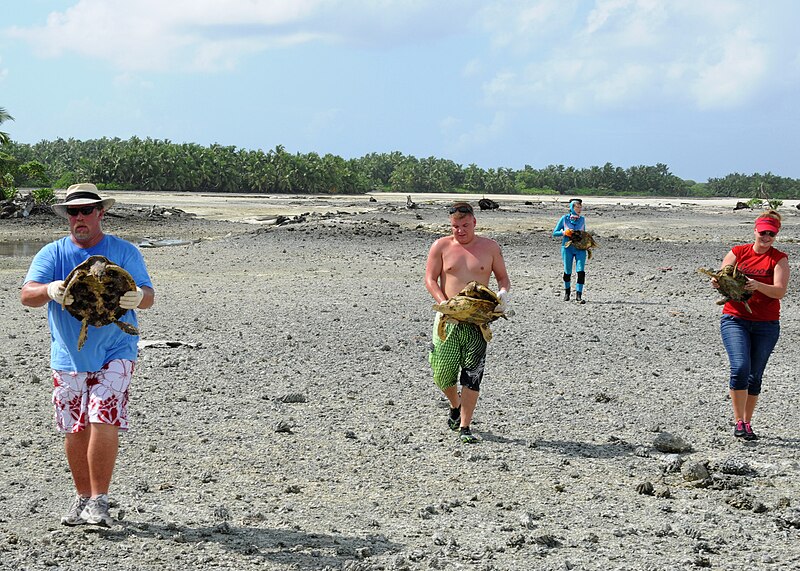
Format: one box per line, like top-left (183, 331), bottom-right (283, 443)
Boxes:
top-left (448, 205), bottom-right (473, 215)
top-left (758, 230), bottom-right (776, 237)
top-left (66, 205), bottom-right (98, 216)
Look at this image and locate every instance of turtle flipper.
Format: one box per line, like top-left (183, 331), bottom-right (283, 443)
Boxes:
top-left (436, 315), bottom-right (448, 342)
top-left (77, 320), bottom-right (89, 351)
top-left (564, 240), bottom-right (573, 248)
top-left (587, 250), bottom-right (593, 260)
top-left (743, 301), bottom-right (753, 313)
top-left (114, 320), bottom-right (140, 336)
top-left (479, 323), bottom-right (493, 342)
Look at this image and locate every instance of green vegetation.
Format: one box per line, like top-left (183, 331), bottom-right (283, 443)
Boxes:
top-left (1, 105), bottom-right (799, 200)
top-left (30, 187), bottom-right (56, 205)
top-left (0, 173), bottom-right (15, 200)
top-left (0, 107), bottom-right (13, 146)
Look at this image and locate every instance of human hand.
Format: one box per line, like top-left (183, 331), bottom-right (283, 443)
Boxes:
top-left (496, 289), bottom-right (514, 316)
top-left (119, 287), bottom-right (144, 310)
top-left (47, 280), bottom-right (73, 305)
top-left (744, 278), bottom-right (760, 292)
top-left (564, 228), bottom-right (573, 237)
top-left (709, 277), bottom-right (720, 290)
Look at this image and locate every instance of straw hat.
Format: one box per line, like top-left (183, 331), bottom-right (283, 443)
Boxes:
top-left (52, 183), bottom-right (116, 218)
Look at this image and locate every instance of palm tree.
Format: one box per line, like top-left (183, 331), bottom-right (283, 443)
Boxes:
top-left (0, 107), bottom-right (13, 145)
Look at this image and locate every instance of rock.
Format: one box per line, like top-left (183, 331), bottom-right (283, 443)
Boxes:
top-left (653, 432), bottom-right (692, 453)
top-left (279, 392), bottom-right (307, 403)
top-left (655, 486), bottom-right (671, 499)
top-left (636, 481), bottom-right (654, 495)
top-left (681, 460), bottom-right (709, 482)
top-left (713, 456), bottom-right (753, 475)
top-left (274, 420), bottom-right (294, 433)
top-left (531, 534), bottom-right (561, 548)
top-left (663, 454), bottom-right (684, 473)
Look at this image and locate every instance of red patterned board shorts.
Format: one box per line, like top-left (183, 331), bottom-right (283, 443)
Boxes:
top-left (52, 359), bottom-right (134, 433)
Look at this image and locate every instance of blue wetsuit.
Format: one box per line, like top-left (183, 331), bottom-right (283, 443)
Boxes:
top-left (552, 204), bottom-right (586, 293)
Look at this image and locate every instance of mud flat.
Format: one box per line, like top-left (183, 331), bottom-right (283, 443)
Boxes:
top-left (0, 195), bottom-right (798, 570)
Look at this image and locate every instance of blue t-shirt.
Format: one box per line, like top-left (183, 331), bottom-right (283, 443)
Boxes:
top-left (23, 234), bottom-right (154, 372)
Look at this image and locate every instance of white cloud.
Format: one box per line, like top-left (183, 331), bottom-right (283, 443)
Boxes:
top-left (476, 0), bottom-right (794, 113)
top-left (0, 56), bottom-right (7, 82)
top-left (6, 0), bottom-right (475, 72)
top-left (448, 111), bottom-right (508, 153)
top-left (7, 0), bottom-right (325, 72)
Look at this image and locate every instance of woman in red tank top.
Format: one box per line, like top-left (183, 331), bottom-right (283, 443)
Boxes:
top-left (710, 210), bottom-right (789, 441)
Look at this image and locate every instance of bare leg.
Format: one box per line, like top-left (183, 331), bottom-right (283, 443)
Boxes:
top-left (744, 395), bottom-right (759, 424)
top-left (64, 431), bottom-right (92, 497)
top-left (86, 423), bottom-right (119, 496)
top-left (729, 389), bottom-right (747, 422)
top-left (442, 385), bottom-right (461, 409)
top-left (460, 387), bottom-right (479, 428)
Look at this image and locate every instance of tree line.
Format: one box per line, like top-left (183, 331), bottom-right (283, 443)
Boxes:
top-left (2, 131), bottom-right (800, 199)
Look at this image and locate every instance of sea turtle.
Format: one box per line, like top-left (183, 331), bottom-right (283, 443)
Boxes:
top-left (697, 263), bottom-right (752, 313)
top-left (61, 255), bottom-right (140, 350)
top-left (565, 230), bottom-right (599, 260)
top-left (432, 281), bottom-right (507, 342)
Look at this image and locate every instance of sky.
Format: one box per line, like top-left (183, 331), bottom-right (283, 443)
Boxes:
top-left (1, 0), bottom-right (799, 183)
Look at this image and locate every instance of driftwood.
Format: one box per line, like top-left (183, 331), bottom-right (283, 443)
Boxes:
top-left (139, 238), bottom-right (201, 248)
top-left (0, 197), bottom-right (52, 219)
top-left (406, 195), bottom-right (417, 209)
top-left (733, 202), bottom-right (751, 211)
top-left (137, 339), bottom-right (202, 349)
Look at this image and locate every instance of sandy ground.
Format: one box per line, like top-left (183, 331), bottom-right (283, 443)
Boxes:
top-left (0, 194), bottom-right (799, 571)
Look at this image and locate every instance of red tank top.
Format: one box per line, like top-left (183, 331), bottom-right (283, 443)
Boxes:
top-left (723, 243), bottom-right (787, 321)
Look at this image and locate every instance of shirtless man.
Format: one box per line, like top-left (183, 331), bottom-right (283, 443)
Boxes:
top-left (425, 202), bottom-right (511, 443)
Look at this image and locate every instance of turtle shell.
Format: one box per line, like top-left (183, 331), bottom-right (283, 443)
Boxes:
top-left (697, 263), bottom-right (753, 313)
top-left (432, 281), bottom-right (507, 342)
top-left (62, 255), bottom-right (140, 349)
top-left (458, 281), bottom-right (501, 304)
top-left (565, 230), bottom-right (599, 259)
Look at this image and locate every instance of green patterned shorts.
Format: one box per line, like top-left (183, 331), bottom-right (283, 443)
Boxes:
top-left (428, 313), bottom-right (487, 391)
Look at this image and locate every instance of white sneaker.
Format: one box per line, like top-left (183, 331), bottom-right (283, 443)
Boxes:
top-left (60, 495), bottom-right (90, 526)
top-left (80, 494), bottom-right (114, 527)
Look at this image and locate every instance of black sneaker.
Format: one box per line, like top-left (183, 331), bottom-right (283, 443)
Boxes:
top-left (460, 427), bottom-right (479, 444)
top-left (733, 420), bottom-right (746, 438)
top-left (563, 290), bottom-right (571, 301)
top-left (447, 406), bottom-right (461, 431)
top-left (576, 292), bottom-right (586, 304)
top-left (743, 422), bottom-right (759, 441)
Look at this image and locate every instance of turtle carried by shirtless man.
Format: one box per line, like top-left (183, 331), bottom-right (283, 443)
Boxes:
top-left (424, 202), bottom-right (511, 444)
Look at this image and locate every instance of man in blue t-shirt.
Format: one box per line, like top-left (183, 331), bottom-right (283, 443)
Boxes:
top-left (21, 183), bottom-right (155, 528)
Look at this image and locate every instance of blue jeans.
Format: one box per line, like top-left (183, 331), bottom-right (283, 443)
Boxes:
top-left (720, 314), bottom-right (780, 395)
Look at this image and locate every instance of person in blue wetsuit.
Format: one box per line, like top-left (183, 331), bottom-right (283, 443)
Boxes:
top-left (553, 198), bottom-right (587, 303)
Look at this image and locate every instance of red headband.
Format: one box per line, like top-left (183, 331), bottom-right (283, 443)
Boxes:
top-left (755, 217), bottom-right (780, 233)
